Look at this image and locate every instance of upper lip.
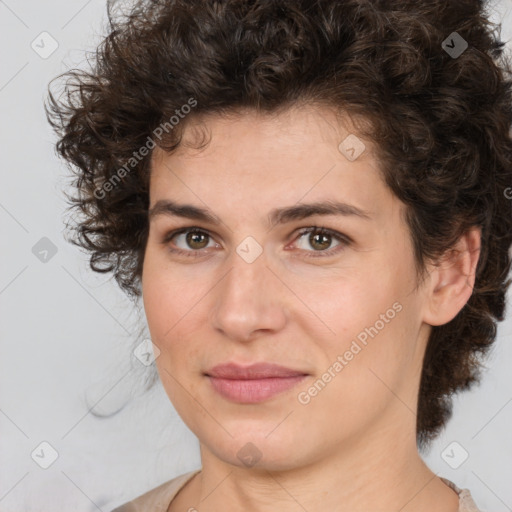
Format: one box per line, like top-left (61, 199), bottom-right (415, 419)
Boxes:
top-left (205, 362), bottom-right (308, 379)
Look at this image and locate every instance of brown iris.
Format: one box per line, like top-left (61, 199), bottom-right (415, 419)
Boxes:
top-left (186, 231), bottom-right (209, 249)
top-left (309, 232), bottom-right (332, 250)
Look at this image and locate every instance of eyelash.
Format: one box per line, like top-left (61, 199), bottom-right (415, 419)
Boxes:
top-left (161, 226), bottom-right (351, 259)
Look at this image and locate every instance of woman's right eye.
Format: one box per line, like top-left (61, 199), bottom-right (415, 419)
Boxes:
top-left (162, 228), bottom-right (220, 256)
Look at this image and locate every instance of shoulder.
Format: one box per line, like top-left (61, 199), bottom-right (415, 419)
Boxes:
top-left (440, 477), bottom-right (483, 512)
top-left (110, 469), bottom-right (201, 512)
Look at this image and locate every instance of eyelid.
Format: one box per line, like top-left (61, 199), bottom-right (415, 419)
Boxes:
top-left (161, 226), bottom-right (215, 245)
top-left (292, 226), bottom-right (352, 244)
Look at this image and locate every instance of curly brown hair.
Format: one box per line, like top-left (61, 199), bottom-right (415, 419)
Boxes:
top-left (45, 0), bottom-right (512, 450)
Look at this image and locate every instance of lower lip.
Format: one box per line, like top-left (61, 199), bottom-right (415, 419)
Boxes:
top-left (207, 375), bottom-right (307, 403)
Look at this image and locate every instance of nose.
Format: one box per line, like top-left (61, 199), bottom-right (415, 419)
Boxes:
top-left (209, 247), bottom-right (288, 343)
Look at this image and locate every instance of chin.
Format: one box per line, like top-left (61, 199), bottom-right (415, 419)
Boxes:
top-left (203, 431), bottom-right (311, 472)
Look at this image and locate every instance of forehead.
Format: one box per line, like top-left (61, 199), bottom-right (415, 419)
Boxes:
top-left (148, 105), bottom-right (398, 227)
top-left (150, 105), bottom-right (384, 182)
top-left (158, 105), bottom-right (375, 159)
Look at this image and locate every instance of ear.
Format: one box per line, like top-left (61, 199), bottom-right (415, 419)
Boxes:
top-left (421, 226), bottom-right (481, 326)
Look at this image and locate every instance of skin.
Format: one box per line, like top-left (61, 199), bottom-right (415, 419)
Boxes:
top-left (141, 105), bottom-right (480, 512)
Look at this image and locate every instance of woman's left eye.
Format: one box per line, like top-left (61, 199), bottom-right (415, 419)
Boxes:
top-left (161, 226), bottom-right (350, 258)
top-left (290, 227), bottom-right (350, 257)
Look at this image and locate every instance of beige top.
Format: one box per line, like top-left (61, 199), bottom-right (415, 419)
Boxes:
top-left (110, 469), bottom-right (482, 512)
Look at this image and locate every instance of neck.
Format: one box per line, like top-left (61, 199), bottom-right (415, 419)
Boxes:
top-left (179, 417), bottom-right (459, 512)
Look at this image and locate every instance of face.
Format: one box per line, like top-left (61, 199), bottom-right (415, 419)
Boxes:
top-left (142, 106), bottom-right (431, 471)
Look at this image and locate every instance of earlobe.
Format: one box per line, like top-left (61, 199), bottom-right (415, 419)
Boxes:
top-left (422, 226), bottom-right (481, 326)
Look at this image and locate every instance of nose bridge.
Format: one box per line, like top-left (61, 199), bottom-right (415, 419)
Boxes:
top-left (209, 244), bottom-right (286, 340)
top-left (230, 245), bottom-right (270, 298)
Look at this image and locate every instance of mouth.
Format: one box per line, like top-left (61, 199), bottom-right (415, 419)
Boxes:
top-left (204, 362), bottom-right (309, 403)
top-left (205, 375), bottom-right (307, 403)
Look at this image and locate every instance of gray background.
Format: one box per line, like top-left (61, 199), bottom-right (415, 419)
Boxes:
top-left (0, 1), bottom-right (511, 511)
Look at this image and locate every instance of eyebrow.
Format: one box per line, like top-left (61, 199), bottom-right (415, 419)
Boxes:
top-left (148, 199), bottom-right (372, 227)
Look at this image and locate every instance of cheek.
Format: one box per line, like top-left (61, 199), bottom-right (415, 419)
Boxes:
top-left (292, 256), bottom-right (420, 394)
top-left (142, 267), bottom-right (206, 410)
top-left (142, 250), bottom-right (202, 332)
top-left (297, 302), bottom-right (418, 438)
top-left (287, 261), bottom-right (406, 343)
top-left (142, 255), bottom-right (211, 375)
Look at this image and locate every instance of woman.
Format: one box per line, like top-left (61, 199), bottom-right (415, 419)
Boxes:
top-left (45, 0), bottom-right (512, 511)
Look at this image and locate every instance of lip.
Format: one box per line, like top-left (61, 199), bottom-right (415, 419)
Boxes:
top-left (205, 362), bottom-right (308, 379)
top-left (205, 362), bottom-right (309, 403)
